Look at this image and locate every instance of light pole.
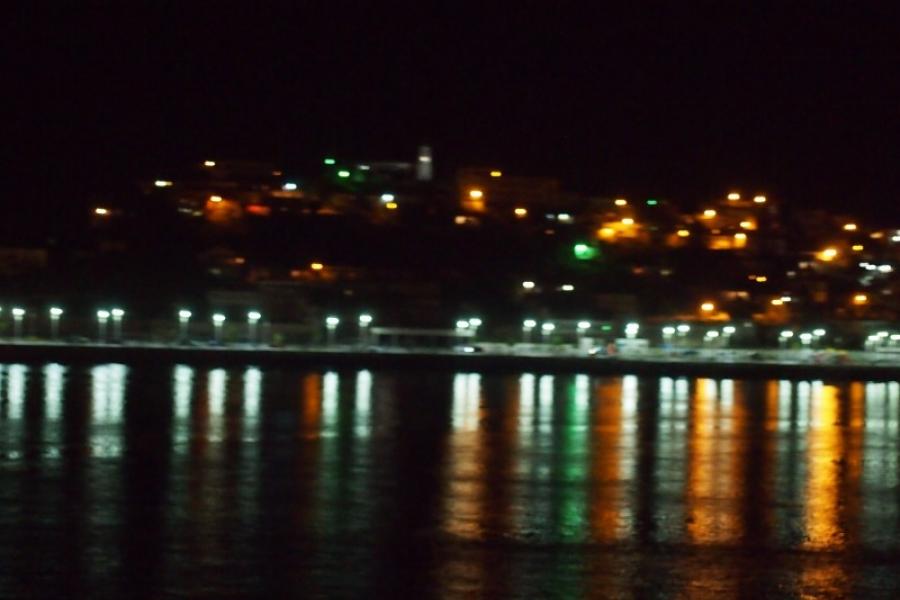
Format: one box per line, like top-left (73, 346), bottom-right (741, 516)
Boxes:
top-left (247, 311), bottom-right (261, 345)
top-left (662, 326), bottom-right (676, 347)
top-left (541, 322), bottom-right (555, 344)
top-left (97, 310), bottom-right (110, 343)
top-left (49, 307), bottom-right (63, 340)
top-left (358, 314), bottom-right (373, 345)
top-left (468, 317), bottom-right (482, 340)
top-left (455, 319), bottom-right (469, 344)
top-left (779, 330), bottom-right (793, 350)
top-left (676, 324), bottom-right (690, 347)
top-left (577, 321), bottom-right (591, 346)
top-left (624, 322), bottom-right (639, 340)
top-left (212, 313), bottom-right (225, 344)
top-left (799, 332), bottom-right (813, 349)
top-left (111, 308), bottom-right (124, 343)
top-left (326, 316), bottom-right (340, 345)
top-left (522, 319), bottom-right (537, 343)
top-left (178, 310), bottom-right (192, 343)
top-left (813, 328), bottom-right (826, 349)
top-left (722, 325), bottom-right (736, 347)
top-left (12, 308), bottom-right (25, 340)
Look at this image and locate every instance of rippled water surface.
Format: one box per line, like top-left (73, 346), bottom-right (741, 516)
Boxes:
top-left (1, 364), bottom-right (900, 598)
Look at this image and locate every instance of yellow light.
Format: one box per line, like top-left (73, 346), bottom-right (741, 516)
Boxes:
top-left (871, 232), bottom-right (884, 239)
top-left (852, 244), bottom-right (864, 252)
top-left (468, 189), bottom-right (483, 199)
top-left (614, 198), bottom-right (627, 206)
top-left (514, 207), bottom-right (528, 217)
top-left (753, 195), bottom-right (767, 204)
top-left (727, 192), bottom-right (741, 201)
top-left (740, 220), bottom-right (754, 229)
top-left (852, 293), bottom-right (868, 306)
top-left (490, 170), bottom-right (502, 178)
top-left (755, 275), bottom-right (768, 282)
top-left (734, 232), bottom-right (747, 240)
top-left (621, 217), bottom-right (635, 225)
top-left (385, 201), bottom-right (398, 210)
top-left (700, 302), bottom-right (715, 313)
top-left (94, 207), bottom-right (109, 215)
top-left (454, 216), bottom-right (467, 225)
top-left (677, 229), bottom-right (690, 238)
top-left (818, 247), bottom-right (838, 261)
top-left (771, 298), bottom-right (784, 306)
top-left (154, 180), bottom-right (173, 188)
top-left (703, 209), bottom-right (717, 218)
top-left (310, 262), bottom-right (324, 271)
top-left (209, 195), bottom-right (223, 203)
top-left (599, 227), bottom-right (616, 239)
top-left (203, 160), bottom-right (216, 167)
top-left (843, 223), bottom-right (857, 231)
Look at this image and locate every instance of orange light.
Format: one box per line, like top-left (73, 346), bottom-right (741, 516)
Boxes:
top-left (702, 209), bottom-right (716, 218)
top-left (843, 223), bottom-right (857, 231)
top-left (677, 229), bottom-right (690, 238)
top-left (818, 247), bottom-right (838, 262)
top-left (598, 227), bottom-right (616, 239)
top-left (852, 293), bottom-right (868, 306)
top-left (310, 262), bottom-right (324, 271)
top-left (727, 192), bottom-right (740, 201)
top-left (734, 232), bottom-right (747, 241)
top-left (209, 195), bottom-right (223, 203)
top-left (514, 207), bottom-right (528, 217)
top-left (740, 220), bottom-right (755, 230)
top-left (468, 189), bottom-right (483, 199)
top-left (246, 204), bottom-right (271, 216)
top-left (700, 302), bottom-right (715, 312)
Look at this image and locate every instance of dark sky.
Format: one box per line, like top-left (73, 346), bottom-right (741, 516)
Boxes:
top-left (6, 3), bottom-right (900, 221)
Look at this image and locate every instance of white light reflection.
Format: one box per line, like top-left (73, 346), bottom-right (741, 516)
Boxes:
top-left (518, 374), bottom-right (536, 434)
top-left (354, 370), bottom-right (372, 436)
top-left (174, 365), bottom-right (194, 421)
top-left (574, 374), bottom-right (590, 409)
top-left (538, 375), bottom-right (554, 434)
top-left (43, 363), bottom-right (66, 422)
top-left (244, 367), bottom-right (262, 424)
top-left (452, 373), bottom-right (480, 431)
top-left (7, 364), bottom-right (27, 421)
top-left (208, 369), bottom-right (227, 441)
top-left (91, 364), bottom-right (126, 424)
top-left (322, 372), bottom-right (339, 436)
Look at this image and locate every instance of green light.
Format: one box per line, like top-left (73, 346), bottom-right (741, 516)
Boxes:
top-left (337, 170), bottom-right (350, 178)
top-left (324, 158), bottom-right (336, 165)
top-left (601, 324), bottom-right (612, 332)
top-left (647, 199), bottom-right (658, 206)
top-left (573, 243), bottom-right (599, 260)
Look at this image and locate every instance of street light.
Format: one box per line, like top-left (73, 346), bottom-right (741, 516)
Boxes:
top-left (178, 309), bottom-right (192, 343)
top-left (111, 308), bottom-right (124, 342)
top-left (12, 307), bottom-right (25, 340)
top-left (247, 311), bottom-right (261, 345)
top-left (522, 319), bottom-right (537, 343)
top-left (676, 324), bottom-right (690, 347)
top-left (97, 310), bottom-right (110, 343)
top-left (662, 326), bottom-right (676, 346)
top-left (722, 325), bottom-right (736, 347)
top-left (541, 322), bottom-right (555, 343)
top-left (325, 316), bottom-right (340, 345)
top-left (49, 307), bottom-right (63, 340)
top-left (359, 313), bottom-right (373, 345)
top-left (624, 322), bottom-right (639, 340)
top-left (468, 317), bottom-right (482, 340)
top-left (212, 313), bottom-right (226, 344)
top-left (779, 330), bottom-right (793, 349)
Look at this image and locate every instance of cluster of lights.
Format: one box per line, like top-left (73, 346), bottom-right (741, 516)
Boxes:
top-left (859, 262), bottom-right (893, 273)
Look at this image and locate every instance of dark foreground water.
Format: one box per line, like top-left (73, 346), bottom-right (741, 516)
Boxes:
top-left (1, 364), bottom-right (899, 598)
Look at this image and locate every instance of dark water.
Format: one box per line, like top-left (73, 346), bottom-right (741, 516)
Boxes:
top-left (1, 365), bottom-right (899, 599)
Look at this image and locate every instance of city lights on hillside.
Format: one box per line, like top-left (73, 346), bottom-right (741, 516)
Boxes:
top-left (818, 247), bottom-right (838, 262)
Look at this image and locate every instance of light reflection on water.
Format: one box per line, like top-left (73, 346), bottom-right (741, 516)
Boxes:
top-left (0, 365), bottom-right (899, 598)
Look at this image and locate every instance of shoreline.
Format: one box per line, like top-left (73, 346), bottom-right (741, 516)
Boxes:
top-left (1, 342), bottom-right (898, 381)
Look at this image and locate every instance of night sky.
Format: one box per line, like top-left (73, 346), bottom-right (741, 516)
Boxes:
top-left (6, 4), bottom-right (900, 225)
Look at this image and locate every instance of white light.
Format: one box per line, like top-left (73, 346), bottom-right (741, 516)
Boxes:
top-left (800, 333), bottom-right (813, 342)
top-left (456, 320), bottom-right (469, 329)
top-left (723, 326), bottom-right (736, 334)
top-left (892, 235), bottom-right (900, 242)
top-left (154, 180), bottom-right (173, 187)
top-left (418, 156), bottom-right (431, 163)
top-left (522, 280), bottom-right (535, 289)
top-left (780, 330), bottom-right (793, 338)
top-left (561, 284), bottom-right (575, 292)
top-left (97, 310), bottom-right (110, 319)
top-left (878, 264), bottom-right (893, 273)
top-left (380, 193), bottom-right (395, 202)
top-left (111, 308), bottom-right (124, 318)
top-left (204, 160), bottom-right (216, 167)
top-left (541, 322), bottom-right (555, 332)
top-left (878, 331), bottom-right (889, 338)
top-left (662, 326), bottom-right (676, 335)
top-left (359, 164), bottom-right (370, 171)
top-left (468, 318), bottom-right (482, 327)
top-left (12, 307), bottom-right (25, 318)
top-left (578, 321), bottom-right (591, 330)
top-left (557, 213), bottom-right (572, 223)
top-left (359, 314), bottom-right (373, 325)
top-left (49, 307), bottom-right (63, 317)
top-left (178, 310), bottom-right (192, 319)
top-left (813, 328), bottom-right (826, 336)
top-left (282, 182), bottom-right (298, 191)
top-left (705, 331), bottom-right (720, 338)
top-left (891, 334), bottom-right (900, 341)
top-left (326, 316), bottom-right (340, 327)
top-left (212, 313), bottom-right (226, 324)
top-left (676, 324), bottom-right (690, 333)
top-left (248, 311), bottom-right (261, 322)
top-left (523, 319), bottom-right (537, 329)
